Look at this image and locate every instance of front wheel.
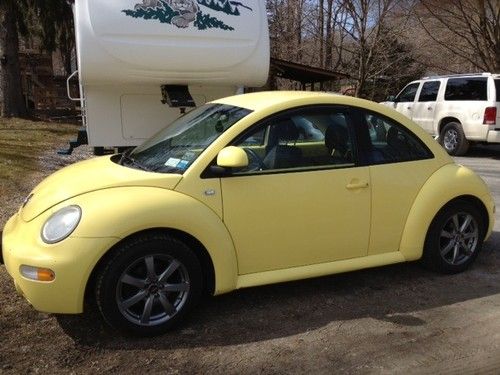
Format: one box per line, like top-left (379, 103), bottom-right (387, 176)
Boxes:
top-left (95, 233), bottom-right (203, 336)
top-left (423, 201), bottom-right (484, 274)
top-left (439, 122), bottom-right (469, 156)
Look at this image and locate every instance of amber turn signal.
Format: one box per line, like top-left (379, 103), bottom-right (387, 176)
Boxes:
top-left (19, 265), bottom-right (55, 282)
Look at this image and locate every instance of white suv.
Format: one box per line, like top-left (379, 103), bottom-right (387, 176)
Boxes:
top-left (382, 73), bottom-right (500, 155)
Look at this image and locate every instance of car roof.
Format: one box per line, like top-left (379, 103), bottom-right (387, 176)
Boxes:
top-left (214, 91), bottom-right (376, 112)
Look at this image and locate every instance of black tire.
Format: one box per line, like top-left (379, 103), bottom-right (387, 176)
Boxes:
top-left (422, 201), bottom-right (484, 274)
top-left (95, 233), bottom-right (203, 336)
top-left (439, 122), bottom-right (469, 156)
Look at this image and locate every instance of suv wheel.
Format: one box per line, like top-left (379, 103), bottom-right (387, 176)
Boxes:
top-left (439, 122), bottom-right (469, 156)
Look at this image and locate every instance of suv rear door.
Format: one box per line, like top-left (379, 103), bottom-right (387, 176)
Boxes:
top-left (412, 80), bottom-right (441, 135)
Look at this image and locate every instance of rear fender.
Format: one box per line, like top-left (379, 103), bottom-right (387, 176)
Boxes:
top-left (399, 164), bottom-right (494, 260)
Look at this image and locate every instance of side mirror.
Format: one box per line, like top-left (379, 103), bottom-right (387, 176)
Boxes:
top-left (216, 146), bottom-right (249, 168)
top-left (386, 95), bottom-right (396, 102)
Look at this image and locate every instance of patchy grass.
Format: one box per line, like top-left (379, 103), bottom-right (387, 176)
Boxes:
top-left (0, 118), bottom-right (73, 181)
top-left (0, 117), bottom-right (91, 229)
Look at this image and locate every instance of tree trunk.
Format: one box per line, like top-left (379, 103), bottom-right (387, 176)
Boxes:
top-left (319, 0), bottom-right (324, 68)
top-left (325, 0), bottom-right (333, 68)
top-left (0, 1), bottom-right (27, 117)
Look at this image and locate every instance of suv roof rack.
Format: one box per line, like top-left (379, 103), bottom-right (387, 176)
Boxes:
top-left (421, 72), bottom-right (493, 80)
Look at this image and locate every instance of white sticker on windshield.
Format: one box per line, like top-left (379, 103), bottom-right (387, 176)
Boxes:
top-left (165, 158), bottom-right (181, 167)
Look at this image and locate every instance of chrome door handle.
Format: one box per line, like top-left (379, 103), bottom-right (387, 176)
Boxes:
top-left (346, 182), bottom-right (369, 190)
top-left (427, 106), bottom-right (433, 110)
top-left (407, 106), bottom-right (412, 110)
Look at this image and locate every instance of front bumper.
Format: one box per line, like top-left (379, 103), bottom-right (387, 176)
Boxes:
top-left (2, 213), bottom-right (118, 314)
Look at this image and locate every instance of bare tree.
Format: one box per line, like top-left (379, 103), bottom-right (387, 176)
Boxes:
top-left (0, 0), bottom-right (74, 117)
top-left (340, 0), bottom-right (403, 97)
top-left (268, 0), bottom-right (309, 63)
top-left (0, 1), bottom-right (27, 117)
top-left (267, 0), bottom-right (424, 96)
top-left (415, 0), bottom-right (500, 72)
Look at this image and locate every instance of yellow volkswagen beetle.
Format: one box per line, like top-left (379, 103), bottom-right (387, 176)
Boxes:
top-left (1, 92), bottom-right (495, 336)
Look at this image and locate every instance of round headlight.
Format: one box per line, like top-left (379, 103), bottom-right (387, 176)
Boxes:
top-left (41, 206), bottom-right (82, 244)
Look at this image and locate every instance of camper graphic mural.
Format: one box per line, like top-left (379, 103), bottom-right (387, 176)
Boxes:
top-left (123, 0), bottom-right (252, 30)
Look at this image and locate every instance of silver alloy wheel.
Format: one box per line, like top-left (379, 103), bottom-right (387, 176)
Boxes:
top-left (439, 212), bottom-right (479, 266)
top-left (443, 128), bottom-right (458, 152)
top-left (116, 254), bottom-right (190, 326)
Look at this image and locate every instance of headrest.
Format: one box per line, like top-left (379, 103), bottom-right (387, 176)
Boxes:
top-left (274, 119), bottom-right (300, 142)
top-left (386, 127), bottom-right (399, 144)
top-left (325, 123), bottom-right (348, 151)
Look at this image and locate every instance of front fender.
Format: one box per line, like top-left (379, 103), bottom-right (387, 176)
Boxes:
top-left (400, 164), bottom-right (494, 261)
top-left (65, 186), bottom-right (238, 295)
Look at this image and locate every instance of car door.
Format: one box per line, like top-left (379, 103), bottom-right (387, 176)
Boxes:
top-left (411, 80), bottom-right (441, 135)
top-left (394, 82), bottom-right (420, 120)
top-left (219, 106), bottom-right (371, 275)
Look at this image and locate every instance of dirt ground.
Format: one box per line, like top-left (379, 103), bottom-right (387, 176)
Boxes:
top-left (1, 120), bottom-right (499, 374)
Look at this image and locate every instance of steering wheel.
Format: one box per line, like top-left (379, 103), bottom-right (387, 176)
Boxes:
top-left (244, 148), bottom-right (266, 172)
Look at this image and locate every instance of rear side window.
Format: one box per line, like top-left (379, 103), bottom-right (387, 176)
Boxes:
top-left (357, 111), bottom-right (433, 165)
top-left (365, 113), bottom-right (433, 164)
top-left (495, 80), bottom-right (500, 102)
top-left (445, 78), bottom-right (487, 101)
top-left (418, 81), bottom-right (440, 102)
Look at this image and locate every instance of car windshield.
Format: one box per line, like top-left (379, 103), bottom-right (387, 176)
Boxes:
top-left (121, 104), bottom-right (252, 174)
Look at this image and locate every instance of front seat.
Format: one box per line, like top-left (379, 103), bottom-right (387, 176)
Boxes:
top-left (263, 119), bottom-right (302, 169)
top-left (325, 122), bottom-right (351, 162)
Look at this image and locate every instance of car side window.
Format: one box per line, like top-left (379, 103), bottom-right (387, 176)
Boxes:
top-left (361, 112), bottom-right (433, 164)
top-left (396, 83), bottom-right (419, 102)
top-left (418, 81), bottom-right (440, 102)
top-left (231, 109), bottom-right (356, 174)
top-left (238, 127), bottom-right (267, 146)
top-left (445, 78), bottom-right (487, 101)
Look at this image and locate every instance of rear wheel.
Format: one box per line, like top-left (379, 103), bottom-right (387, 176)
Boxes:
top-left (439, 122), bottom-right (469, 156)
top-left (423, 201), bottom-right (484, 274)
top-left (95, 233), bottom-right (203, 336)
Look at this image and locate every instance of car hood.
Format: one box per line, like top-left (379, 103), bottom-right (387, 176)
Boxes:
top-left (21, 156), bottom-right (182, 222)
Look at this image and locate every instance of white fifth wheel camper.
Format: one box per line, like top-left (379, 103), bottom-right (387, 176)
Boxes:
top-left (66, 0), bottom-right (269, 154)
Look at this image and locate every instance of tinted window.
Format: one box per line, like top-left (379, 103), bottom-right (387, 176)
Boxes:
top-left (495, 80), bottom-right (500, 102)
top-left (232, 108), bottom-right (356, 174)
top-left (239, 127), bottom-right (266, 146)
top-left (361, 112), bottom-right (433, 164)
top-left (445, 78), bottom-right (487, 101)
top-left (418, 81), bottom-right (440, 102)
top-left (397, 83), bottom-right (420, 102)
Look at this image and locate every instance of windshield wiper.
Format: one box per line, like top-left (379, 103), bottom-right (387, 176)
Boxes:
top-left (119, 150), bottom-right (153, 172)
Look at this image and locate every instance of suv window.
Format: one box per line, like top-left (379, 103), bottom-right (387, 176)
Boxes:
top-left (495, 79), bottom-right (500, 102)
top-left (445, 77), bottom-right (487, 101)
top-left (397, 83), bottom-right (420, 102)
top-left (418, 81), bottom-right (440, 102)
